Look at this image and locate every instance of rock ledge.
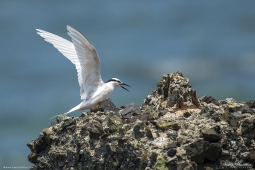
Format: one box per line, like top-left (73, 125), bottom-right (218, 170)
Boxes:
top-left (27, 72), bottom-right (255, 170)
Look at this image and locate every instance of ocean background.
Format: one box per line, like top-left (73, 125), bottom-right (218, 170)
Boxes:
top-left (1, 1), bottom-right (255, 168)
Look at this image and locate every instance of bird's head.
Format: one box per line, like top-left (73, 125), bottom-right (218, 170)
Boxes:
top-left (106, 78), bottom-right (130, 91)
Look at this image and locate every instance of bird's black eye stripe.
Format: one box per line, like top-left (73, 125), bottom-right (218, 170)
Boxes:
top-left (106, 79), bottom-right (122, 84)
top-left (106, 79), bottom-right (112, 83)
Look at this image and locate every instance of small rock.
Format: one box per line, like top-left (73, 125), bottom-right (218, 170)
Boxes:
top-left (42, 127), bottom-right (54, 145)
top-left (190, 89), bottom-right (201, 108)
top-left (246, 100), bottom-right (255, 108)
top-left (176, 162), bottom-right (189, 170)
top-left (183, 112), bottom-right (191, 118)
top-left (90, 98), bottom-right (118, 113)
top-left (27, 152), bottom-right (38, 164)
top-left (240, 152), bottom-right (250, 159)
top-left (105, 144), bottom-right (114, 155)
top-left (247, 150), bottom-right (255, 166)
top-left (185, 139), bottom-right (205, 163)
top-left (145, 167), bottom-right (153, 170)
top-left (167, 142), bottom-right (177, 148)
top-left (107, 113), bottom-right (122, 132)
top-left (166, 142), bottom-right (177, 157)
top-left (156, 120), bottom-right (180, 130)
top-left (203, 166), bottom-right (215, 170)
top-left (27, 140), bottom-right (34, 152)
top-left (240, 104), bottom-right (254, 114)
top-left (228, 103), bottom-right (243, 112)
top-left (201, 95), bottom-right (220, 106)
top-left (80, 112), bottom-right (87, 117)
top-left (127, 113), bottom-right (149, 124)
top-left (61, 118), bottom-right (76, 130)
top-left (56, 113), bottom-right (70, 123)
top-left (133, 121), bottom-right (145, 139)
top-left (221, 149), bottom-right (231, 159)
top-left (43, 128), bottom-right (54, 137)
top-left (240, 118), bottom-right (255, 134)
top-left (211, 114), bottom-right (221, 122)
top-left (145, 128), bottom-right (154, 139)
top-left (225, 98), bottom-right (236, 104)
top-left (201, 127), bottom-right (221, 142)
top-left (87, 120), bottom-right (103, 139)
top-left (153, 154), bottom-right (168, 170)
top-left (228, 112), bottom-right (245, 127)
top-left (166, 130), bottom-right (178, 140)
top-left (153, 137), bottom-right (166, 147)
top-left (150, 151), bottom-right (158, 162)
top-left (204, 142), bottom-right (222, 161)
top-left (120, 103), bottom-right (141, 118)
top-left (33, 135), bottom-right (47, 154)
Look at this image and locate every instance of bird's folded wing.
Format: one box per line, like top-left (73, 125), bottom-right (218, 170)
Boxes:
top-left (36, 26), bottom-right (103, 100)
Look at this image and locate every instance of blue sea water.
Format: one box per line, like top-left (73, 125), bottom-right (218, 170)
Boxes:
top-left (1, 1), bottom-right (255, 167)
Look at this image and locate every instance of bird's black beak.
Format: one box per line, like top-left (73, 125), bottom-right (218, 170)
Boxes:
top-left (120, 83), bottom-right (131, 92)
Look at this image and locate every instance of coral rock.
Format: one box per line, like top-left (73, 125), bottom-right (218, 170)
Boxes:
top-left (27, 72), bottom-right (255, 170)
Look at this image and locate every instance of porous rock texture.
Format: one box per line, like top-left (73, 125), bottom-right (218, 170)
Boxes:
top-left (27, 71), bottom-right (255, 170)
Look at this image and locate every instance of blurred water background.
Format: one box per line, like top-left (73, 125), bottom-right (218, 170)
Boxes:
top-left (1, 1), bottom-right (255, 168)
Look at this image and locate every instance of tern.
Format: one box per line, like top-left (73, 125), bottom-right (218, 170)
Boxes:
top-left (36, 25), bottom-right (130, 118)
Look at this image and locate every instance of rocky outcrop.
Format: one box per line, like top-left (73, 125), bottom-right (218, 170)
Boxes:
top-left (27, 71), bottom-right (255, 170)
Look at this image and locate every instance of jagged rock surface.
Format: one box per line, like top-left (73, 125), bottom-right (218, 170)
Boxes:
top-left (28, 72), bottom-right (255, 170)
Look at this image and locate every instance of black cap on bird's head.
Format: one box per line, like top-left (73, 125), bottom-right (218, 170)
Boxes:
top-left (106, 78), bottom-right (131, 91)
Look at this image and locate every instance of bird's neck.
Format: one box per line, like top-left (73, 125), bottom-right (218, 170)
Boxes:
top-left (104, 82), bottom-right (115, 91)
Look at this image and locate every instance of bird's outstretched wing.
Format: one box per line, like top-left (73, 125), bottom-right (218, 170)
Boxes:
top-left (36, 26), bottom-right (104, 100)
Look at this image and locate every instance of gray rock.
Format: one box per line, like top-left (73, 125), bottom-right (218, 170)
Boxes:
top-left (133, 121), bottom-right (145, 139)
top-left (90, 98), bottom-right (118, 113)
top-left (126, 113), bottom-right (150, 124)
top-left (248, 150), bottom-right (255, 167)
top-left (185, 139), bottom-right (205, 163)
top-left (205, 142), bottom-right (222, 161)
top-left (32, 135), bottom-right (47, 154)
top-left (56, 113), bottom-right (70, 123)
top-left (61, 117), bottom-right (76, 130)
top-left (240, 117), bottom-right (255, 134)
top-left (228, 112), bottom-right (245, 127)
top-left (120, 103), bottom-right (141, 118)
top-left (166, 130), bottom-right (178, 141)
top-left (201, 95), bottom-right (220, 106)
top-left (166, 142), bottom-right (177, 157)
top-left (86, 120), bottom-right (103, 139)
top-left (246, 100), bottom-right (255, 108)
top-left (201, 126), bottom-right (221, 142)
top-left (211, 113), bottom-right (221, 122)
top-left (221, 149), bottom-right (231, 159)
top-left (241, 104), bottom-right (254, 114)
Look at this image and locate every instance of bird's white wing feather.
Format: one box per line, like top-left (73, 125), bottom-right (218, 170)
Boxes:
top-left (36, 26), bottom-right (103, 100)
top-left (36, 29), bottom-right (78, 65)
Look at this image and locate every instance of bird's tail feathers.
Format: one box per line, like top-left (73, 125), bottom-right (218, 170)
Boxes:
top-left (49, 103), bottom-right (82, 120)
top-left (49, 113), bottom-right (69, 120)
